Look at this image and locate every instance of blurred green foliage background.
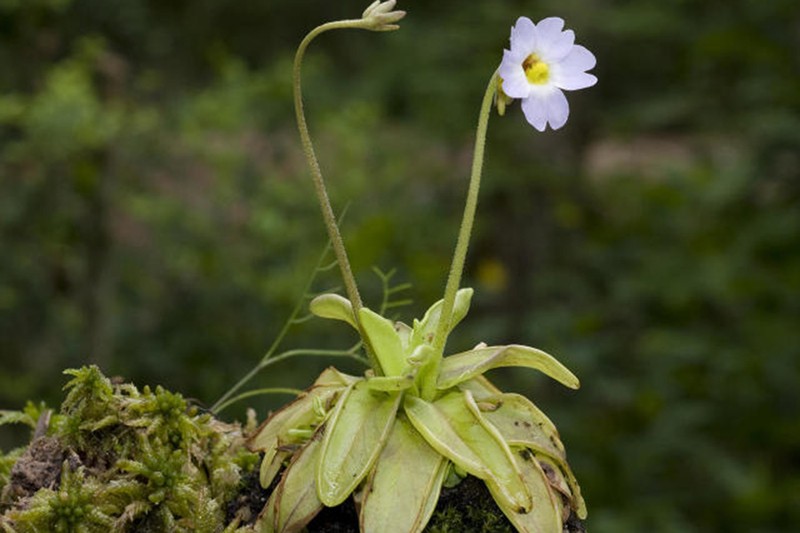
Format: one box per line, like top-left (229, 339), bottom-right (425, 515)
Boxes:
top-left (1, 0), bottom-right (798, 531)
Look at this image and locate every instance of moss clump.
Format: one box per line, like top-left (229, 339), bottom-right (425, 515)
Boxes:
top-left (425, 476), bottom-right (516, 533)
top-left (0, 366), bottom-right (260, 532)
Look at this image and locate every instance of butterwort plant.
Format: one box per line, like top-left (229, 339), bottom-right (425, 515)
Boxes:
top-left (248, 3), bottom-right (596, 532)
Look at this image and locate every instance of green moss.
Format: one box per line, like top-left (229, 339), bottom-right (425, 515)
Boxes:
top-left (8, 463), bottom-right (115, 532)
top-left (0, 448), bottom-right (24, 497)
top-left (425, 476), bottom-right (515, 533)
top-left (0, 366), bottom-right (259, 533)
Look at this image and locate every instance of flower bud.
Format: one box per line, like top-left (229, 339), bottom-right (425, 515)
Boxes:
top-left (362, 0), bottom-right (406, 31)
top-left (495, 79), bottom-right (514, 116)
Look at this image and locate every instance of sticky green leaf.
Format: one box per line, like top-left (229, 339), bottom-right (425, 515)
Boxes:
top-left (261, 433), bottom-right (325, 533)
top-left (478, 392), bottom-right (566, 460)
top-left (364, 373), bottom-right (415, 391)
top-left (395, 321), bottom-right (413, 351)
top-left (409, 344), bottom-right (437, 400)
top-left (317, 381), bottom-right (401, 507)
top-left (259, 448), bottom-right (291, 491)
top-left (312, 366), bottom-right (359, 387)
top-left (437, 344), bottom-right (580, 390)
top-left (487, 447), bottom-right (562, 533)
top-left (359, 416), bottom-right (447, 533)
top-left (404, 394), bottom-right (486, 476)
top-left (404, 391), bottom-right (531, 513)
top-left (309, 293), bottom-right (357, 329)
top-left (479, 393), bottom-right (587, 519)
top-left (540, 452), bottom-right (586, 520)
top-left (535, 454), bottom-right (573, 522)
top-left (247, 381), bottom-right (345, 488)
top-left (358, 307), bottom-right (406, 376)
top-left (457, 375), bottom-right (502, 400)
top-left (411, 288), bottom-right (473, 348)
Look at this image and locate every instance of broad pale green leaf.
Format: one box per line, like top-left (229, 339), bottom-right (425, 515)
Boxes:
top-left (259, 448), bottom-right (290, 491)
top-left (535, 454), bottom-right (573, 522)
top-left (312, 366), bottom-right (359, 387)
top-left (404, 395), bottom-right (487, 476)
top-left (364, 373), bottom-right (415, 391)
top-left (247, 382), bottom-right (340, 453)
top-left (409, 344), bottom-right (437, 400)
top-left (358, 307), bottom-right (406, 376)
top-left (411, 288), bottom-right (473, 348)
top-left (260, 433), bottom-right (324, 533)
top-left (487, 447), bottom-right (562, 533)
top-left (404, 391), bottom-right (531, 513)
top-left (437, 344), bottom-right (580, 390)
top-left (309, 293), bottom-right (357, 329)
top-left (479, 394), bottom-right (587, 519)
top-left (359, 416), bottom-right (447, 533)
top-left (538, 452), bottom-right (586, 519)
top-left (248, 381), bottom-right (345, 488)
top-left (395, 321), bottom-right (413, 351)
top-left (478, 393), bottom-right (566, 460)
top-left (457, 375), bottom-right (502, 400)
top-left (317, 382), bottom-right (401, 506)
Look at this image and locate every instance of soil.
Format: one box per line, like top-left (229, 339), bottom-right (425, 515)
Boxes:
top-left (306, 474), bottom-right (587, 532)
top-left (225, 465), bottom-right (272, 526)
top-left (1, 437), bottom-right (66, 505)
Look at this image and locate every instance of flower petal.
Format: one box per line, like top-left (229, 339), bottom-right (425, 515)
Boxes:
top-left (540, 29), bottom-right (575, 62)
top-left (545, 88), bottom-right (570, 130)
top-left (510, 16), bottom-right (537, 52)
top-left (553, 69), bottom-right (598, 91)
top-left (560, 44), bottom-right (596, 73)
top-left (534, 17), bottom-right (565, 44)
top-left (498, 51), bottom-right (530, 98)
top-left (521, 94), bottom-right (548, 131)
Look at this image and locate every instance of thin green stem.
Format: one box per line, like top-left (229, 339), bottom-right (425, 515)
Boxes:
top-left (433, 71), bottom-right (499, 357)
top-left (211, 241), bottom-right (335, 413)
top-left (214, 388), bottom-right (304, 414)
top-left (294, 18), bottom-right (387, 373)
top-left (257, 347), bottom-right (368, 370)
top-left (213, 347), bottom-right (367, 413)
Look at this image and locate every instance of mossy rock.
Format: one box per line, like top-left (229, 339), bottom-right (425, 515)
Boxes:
top-left (0, 366), bottom-right (260, 532)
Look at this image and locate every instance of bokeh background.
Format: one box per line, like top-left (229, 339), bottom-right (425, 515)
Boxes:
top-left (1, 0), bottom-right (798, 530)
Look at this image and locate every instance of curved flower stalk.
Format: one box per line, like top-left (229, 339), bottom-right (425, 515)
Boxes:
top-left (248, 291), bottom-right (586, 532)
top-left (293, 0), bottom-right (406, 373)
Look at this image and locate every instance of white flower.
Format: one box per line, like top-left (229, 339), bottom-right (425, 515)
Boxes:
top-left (498, 16), bottom-right (597, 131)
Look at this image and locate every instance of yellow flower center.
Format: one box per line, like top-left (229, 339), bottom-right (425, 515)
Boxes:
top-left (523, 54), bottom-right (550, 85)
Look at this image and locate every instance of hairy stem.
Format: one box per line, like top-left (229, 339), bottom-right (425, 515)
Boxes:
top-left (293, 18), bottom-right (385, 373)
top-left (433, 71), bottom-right (499, 357)
top-left (294, 20), bottom-right (367, 312)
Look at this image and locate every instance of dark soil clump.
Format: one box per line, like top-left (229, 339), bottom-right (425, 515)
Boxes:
top-left (305, 475), bottom-right (586, 532)
top-left (1, 437), bottom-right (65, 504)
top-left (225, 464), bottom-right (271, 526)
top-left (308, 497), bottom-right (360, 532)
